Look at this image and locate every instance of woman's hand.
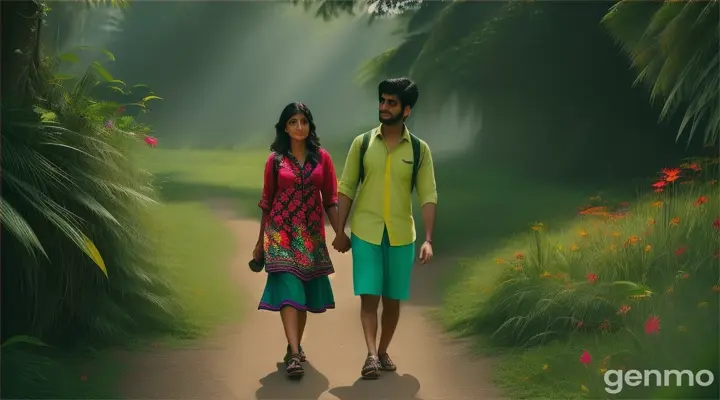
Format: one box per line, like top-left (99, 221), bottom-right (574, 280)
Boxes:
top-left (253, 241), bottom-right (264, 262)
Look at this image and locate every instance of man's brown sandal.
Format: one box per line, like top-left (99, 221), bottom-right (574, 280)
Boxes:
top-left (378, 353), bottom-right (397, 371)
top-left (361, 355), bottom-right (381, 379)
top-left (285, 354), bottom-right (304, 377)
top-left (284, 344), bottom-right (306, 363)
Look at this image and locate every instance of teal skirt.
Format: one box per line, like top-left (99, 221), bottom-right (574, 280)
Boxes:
top-left (258, 272), bottom-right (335, 313)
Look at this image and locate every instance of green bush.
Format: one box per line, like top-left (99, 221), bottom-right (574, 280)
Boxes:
top-left (1, 56), bottom-right (182, 347)
top-left (444, 158), bottom-right (720, 398)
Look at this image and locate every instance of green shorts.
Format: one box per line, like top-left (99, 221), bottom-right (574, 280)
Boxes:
top-left (351, 227), bottom-right (416, 301)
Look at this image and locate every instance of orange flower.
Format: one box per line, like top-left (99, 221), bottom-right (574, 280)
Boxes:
top-left (682, 273), bottom-right (690, 279)
top-left (694, 196), bottom-right (708, 206)
top-left (645, 315), bottom-right (661, 335)
top-left (578, 230), bottom-right (588, 237)
top-left (495, 258), bottom-right (504, 264)
top-left (661, 168), bottom-right (681, 182)
top-left (570, 243), bottom-right (579, 251)
top-left (514, 252), bottom-right (524, 260)
top-left (624, 235), bottom-right (640, 247)
top-left (586, 273), bottom-right (597, 284)
top-left (579, 206), bottom-right (607, 216)
top-left (675, 247), bottom-right (687, 256)
top-left (652, 201), bottom-right (663, 208)
top-left (686, 163), bottom-right (702, 172)
top-left (579, 350), bottom-right (592, 365)
top-left (670, 217), bottom-right (680, 226)
top-left (617, 305), bottom-right (631, 315)
top-left (644, 244), bottom-right (652, 252)
top-left (600, 319), bottom-right (611, 331)
top-left (649, 218), bottom-right (655, 225)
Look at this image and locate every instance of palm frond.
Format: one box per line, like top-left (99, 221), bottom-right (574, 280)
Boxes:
top-left (603, 0), bottom-right (720, 146)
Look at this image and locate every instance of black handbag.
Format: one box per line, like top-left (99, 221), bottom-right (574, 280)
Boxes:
top-left (248, 257), bottom-right (265, 273)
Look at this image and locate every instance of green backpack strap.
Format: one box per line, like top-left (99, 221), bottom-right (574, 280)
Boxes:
top-left (409, 133), bottom-right (422, 193)
top-left (358, 131), bottom-right (372, 184)
top-left (358, 131), bottom-right (421, 193)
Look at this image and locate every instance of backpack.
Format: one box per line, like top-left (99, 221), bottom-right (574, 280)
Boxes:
top-left (358, 130), bottom-right (422, 193)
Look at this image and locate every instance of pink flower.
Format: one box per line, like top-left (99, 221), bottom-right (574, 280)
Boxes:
top-left (579, 350), bottom-right (592, 365)
top-left (144, 136), bottom-right (158, 148)
top-left (644, 315), bottom-right (661, 335)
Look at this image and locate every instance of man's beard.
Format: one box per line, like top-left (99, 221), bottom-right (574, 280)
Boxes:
top-left (379, 111), bottom-right (403, 125)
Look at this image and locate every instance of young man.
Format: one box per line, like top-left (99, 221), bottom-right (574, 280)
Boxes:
top-left (332, 77), bottom-right (438, 379)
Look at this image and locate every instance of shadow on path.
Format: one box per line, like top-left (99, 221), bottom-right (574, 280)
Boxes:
top-left (329, 373), bottom-right (423, 400)
top-left (256, 362), bottom-right (330, 399)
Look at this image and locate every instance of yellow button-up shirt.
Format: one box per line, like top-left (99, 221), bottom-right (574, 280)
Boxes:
top-left (338, 125), bottom-right (438, 246)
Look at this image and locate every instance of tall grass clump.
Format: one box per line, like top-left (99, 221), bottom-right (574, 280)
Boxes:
top-left (1, 54), bottom-right (181, 348)
top-left (443, 157), bottom-right (719, 398)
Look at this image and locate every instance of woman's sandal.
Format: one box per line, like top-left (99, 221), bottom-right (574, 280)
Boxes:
top-left (284, 345), bottom-right (306, 363)
top-left (285, 354), bottom-right (304, 378)
top-left (378, 353), bottom-right (397, 371)
top-left (361, 355), bottom-right (381, 379)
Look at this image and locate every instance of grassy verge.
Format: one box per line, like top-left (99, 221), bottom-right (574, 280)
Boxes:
top-left (145, 202), bottom-right (241, 345)
top-left (440, 159), bottom-right (720, 399)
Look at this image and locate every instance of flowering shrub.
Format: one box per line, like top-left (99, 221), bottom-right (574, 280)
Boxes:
top-left (474, 157), bottom-right (719, 398)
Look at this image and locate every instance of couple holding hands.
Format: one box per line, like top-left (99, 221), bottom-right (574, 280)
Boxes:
top-left (252, 77), bottom-right (437, 379)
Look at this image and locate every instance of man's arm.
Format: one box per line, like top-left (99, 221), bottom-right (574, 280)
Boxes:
top-left (337, 137), bottom-right (362, 233)
top-left (416, 143), bottom-right (438, 242)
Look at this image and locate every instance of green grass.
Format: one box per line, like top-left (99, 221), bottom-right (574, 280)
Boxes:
top-left (148, 202), bottom-right (241, 343)
top-left (1, 345), bottom-right (123, 399)
top-left (439, 159), bottom-right (720, 399)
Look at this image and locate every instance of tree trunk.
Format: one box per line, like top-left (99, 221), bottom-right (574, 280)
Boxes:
top-left (1, 0), bottom-right (42, 109)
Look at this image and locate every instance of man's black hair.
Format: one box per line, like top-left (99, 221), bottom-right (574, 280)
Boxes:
top-left (378, 77), bottom-right (419, 109)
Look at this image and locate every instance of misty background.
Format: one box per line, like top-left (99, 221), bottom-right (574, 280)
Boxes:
top-left (45, 1), bottom-right (478, 158)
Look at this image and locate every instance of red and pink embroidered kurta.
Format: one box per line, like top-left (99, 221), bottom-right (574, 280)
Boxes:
top-left (258, 149), bottom-right (338, 280)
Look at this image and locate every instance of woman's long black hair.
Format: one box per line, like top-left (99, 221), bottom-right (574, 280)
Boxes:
top-left (270, 102), bottom-right (321, 162)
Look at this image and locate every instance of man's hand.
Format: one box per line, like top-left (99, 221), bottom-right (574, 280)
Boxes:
top-left (253, 241), bottom-right (264, 262)
top-left (333, 231), bottom-right (351, 253)
top-left (419, 241), bottom-right (433, 264)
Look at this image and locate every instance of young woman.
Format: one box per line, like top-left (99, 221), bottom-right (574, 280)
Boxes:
top-left (253, 102), bottom-right (339, 378)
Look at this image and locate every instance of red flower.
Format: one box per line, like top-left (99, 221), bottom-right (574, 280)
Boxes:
top-left (279, 230), bottom-right (290, 247)
top-left (617, 305), bottom-right (631, 315)
top-left (713, 217), bottom-right (720, 230)
top-left (674, 247), bottom-right (687, 256)
top-left (644, 315), bottom-right (661, 335)
top-left (694, 196), bottom-right (708, 206)
top-left (651, 181), bottom-right (668, 190)
top-left (586, 273), bottom-right (598, 284)
top-left (686, 163), bottom-right (702, 172)
top-left (579, 350), bottom-right (592, 365)
top-left (577, 321), bottom-right (584, 328)
top-left (304, 238), bottom-right (315, 252)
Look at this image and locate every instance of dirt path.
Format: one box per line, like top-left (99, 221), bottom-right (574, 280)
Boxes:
top-left (120, 199), bottom-right (501, 399)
